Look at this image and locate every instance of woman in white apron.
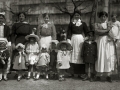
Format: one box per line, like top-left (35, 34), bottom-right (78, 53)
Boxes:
top-left (67, 11), bottom-right (89, 76)
top-left (37, 13), bottom-right (56, 51)
top-left (94, 11), bottom-right (116, 82)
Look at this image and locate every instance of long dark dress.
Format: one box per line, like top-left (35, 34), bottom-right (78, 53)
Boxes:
top-left (11, 22), bottom-right (32, 45)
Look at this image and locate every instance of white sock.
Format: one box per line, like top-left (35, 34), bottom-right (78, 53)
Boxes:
top-left (0, 74), bottom-right (2, 79)
top-left (4, 74), bottom-right (7, 79)
top-left (28, 72), bottom-right (31, 77)
top-left (36, 73), bottom-right (40, 79)
top-left (18, 75), bottom-right (21, 79)
top-left (46, 74), bottom-right (48, 79)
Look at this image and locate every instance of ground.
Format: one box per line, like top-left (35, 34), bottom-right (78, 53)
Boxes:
top-left (0, 73), bottom-right (120, 90)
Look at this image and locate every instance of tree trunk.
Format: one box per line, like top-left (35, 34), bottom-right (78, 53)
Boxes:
top-left (102, 0), bottom-right (109, 13)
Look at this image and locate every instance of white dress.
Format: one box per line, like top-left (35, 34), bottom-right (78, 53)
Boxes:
top-left (95, 21), bottom-right (116, 72)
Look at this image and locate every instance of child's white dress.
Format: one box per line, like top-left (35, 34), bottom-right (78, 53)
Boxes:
top-left (56, 50), bottom-right (71, 69)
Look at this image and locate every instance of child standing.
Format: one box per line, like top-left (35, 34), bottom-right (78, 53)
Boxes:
top-left (13, 43), bottom-right (27, 81)
top-left (49, 40), bottom-right (59, 79)
top-left (81, 31), bottom-right (97, 82)
top-left (0, 38), bottom-right (10, 81)
top-left (57, 41), bottom-right (72, 81)
top-left (35, 44), bottom-right (50, 80)
top-left (25, 32), bottom-right (40, 79)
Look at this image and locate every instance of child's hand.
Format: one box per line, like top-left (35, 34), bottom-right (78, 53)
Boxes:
top-left (26, 62), bottom-right (29, 66)
top-left (34, 62), bottom-right (38, 66)
top-left (2, 60), bottom-right (5, 64)
top-left (58, 62), bottom-right (62, 66)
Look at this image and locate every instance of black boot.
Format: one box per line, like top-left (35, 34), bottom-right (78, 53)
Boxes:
top-left (90, 73), bottom-right (95, 82)
top-left (82, 75), bottom-right (88, 81)
top-left (95, 76), bottom-right (101, 81)
top-left (106, 76), bottom-right (112, 83)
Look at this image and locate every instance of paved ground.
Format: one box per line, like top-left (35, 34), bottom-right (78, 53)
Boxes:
top-left (0, 73), bottom-right (120, 90)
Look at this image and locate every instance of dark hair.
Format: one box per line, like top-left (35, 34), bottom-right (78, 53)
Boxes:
top-left (111, 14), bottom-right (117, 18)
top-left (42, 13), bottom-right (49, 18)
top-left (0, 14), bottom-right (5, 19)
top-left (18, 12), bottom-right (26, 18)
top-left (88, 31), bottom-right (94, 37)
top-left (73, 10), bottom-right (81, 17)
top-left (98, 11), bottom-right (108, 18)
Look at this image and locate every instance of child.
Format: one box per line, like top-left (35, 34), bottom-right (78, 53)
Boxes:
top-left (57, 41), bottom-right (72, 81)
top-left (13, 43), bottom-right (27, 81)
top-left (25, 32), bottom-right (40, 79)
top-left (0, 38), bottom-right (10, 81)
top-left (49, 40), bottom-right (59, 79)
top-left (35, 44), bottom-right (50, 80)
top-left (81, 31), bottom-right (97, 82)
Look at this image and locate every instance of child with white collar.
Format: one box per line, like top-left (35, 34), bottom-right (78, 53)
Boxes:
top-left (25, 32), bottom-right (40, 80)
top-left (13, 43), bottom-right (27, 81)
top-left (81, 31), bottom-right (97, 82)
top-left (57, 41), bottom-right (72, 81)
top-left (0, 38), bottom-right (10, 81)
top-left (35, 44), bottom-right (50, 80)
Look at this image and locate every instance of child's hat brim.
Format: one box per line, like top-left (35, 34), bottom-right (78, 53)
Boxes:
top-left (25, 34), bottom-right (39, 41)
top-left (57, 41), bottom-right (72, 50)
top-left (51, 40), bottom-right (59, 45)
top-left (16, 43), bottom-right (25, 49)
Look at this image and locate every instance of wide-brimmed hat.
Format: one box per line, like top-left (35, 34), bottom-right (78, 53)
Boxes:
top-left (25, 33), bottom-right (39, 41)
top-left (57, 41), bottom-right (72, 50)
top-left (0, 38), bottom-right (8, 49)
top-left (16, 43), bottom-right (25, 49)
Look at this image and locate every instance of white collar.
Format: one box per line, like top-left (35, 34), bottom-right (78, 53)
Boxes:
top-left (0, 23), bottom-right (5, 26)
top-left (73, 19), bottom-right (82, 26)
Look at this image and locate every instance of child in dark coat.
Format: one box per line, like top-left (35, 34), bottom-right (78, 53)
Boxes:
top-left (0, 38), bottom-right (10, 81)
top-left (49, 40), bottom-right (59, 79)
top-left (81, 31), bottom-right (97, 82)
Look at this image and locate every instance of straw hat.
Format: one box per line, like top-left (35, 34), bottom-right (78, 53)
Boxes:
top-left (0, 38), bottom-right (8, 49)
top-left (25, 32), bottom-right (39, 41)
top-left (57, 41), bottom-right (72, 50)
top-left (16, 43), bottom-right (25, 49)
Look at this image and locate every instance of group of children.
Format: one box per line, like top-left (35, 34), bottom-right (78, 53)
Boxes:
top-left (0, 29), bottom-right (98, 82)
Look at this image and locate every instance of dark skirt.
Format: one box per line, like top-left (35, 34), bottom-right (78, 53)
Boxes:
top-left (71, 63), bottom-right (85, 74)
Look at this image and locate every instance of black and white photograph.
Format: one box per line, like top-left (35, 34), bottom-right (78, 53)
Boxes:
top-left (0, 0), bottom-right (120, 90)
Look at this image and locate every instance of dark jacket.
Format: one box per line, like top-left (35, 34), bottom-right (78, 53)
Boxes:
top-left (67, 21), bottom-right (89, 39)
top-left (3, 25), bottom-right (11, 41)
top-left (81, 40), bottom-right (97, 64)
top-left (0, 49), bottom-right (10, 69)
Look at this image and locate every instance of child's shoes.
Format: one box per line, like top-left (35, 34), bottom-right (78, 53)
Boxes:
top-left (4, 78), bottom-right (8, 81)
top-left (46, 75), bottom-right (49, 80)
top-left (0, 78), bottom-right (2, 81)
top-left (17, 77), bottom-right (21, 81)
top-left (26, 76), bottom-right (30, 80)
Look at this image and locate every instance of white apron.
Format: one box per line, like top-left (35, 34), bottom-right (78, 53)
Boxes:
top-left (70, 34), bottom-right (84, 64)
top-left (95, 22), bottom-right (116, 72)
top-left (39, 36), bottom-right (52, 51)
